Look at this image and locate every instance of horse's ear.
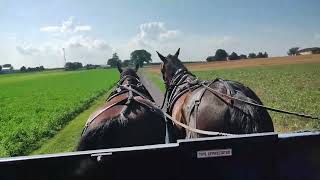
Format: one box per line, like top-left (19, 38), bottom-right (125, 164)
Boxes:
top-left (157, 51), bottom-right (167, 63)
top-left (117, 61), bottom-right (122, 73)
top-left (135, 63), bottom-right (139, 72)
top-left (174, 48), bottom-right (180, 57)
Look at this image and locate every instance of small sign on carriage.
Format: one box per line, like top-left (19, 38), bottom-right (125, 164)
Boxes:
top-left (197, 148), bottom-right (232, 158)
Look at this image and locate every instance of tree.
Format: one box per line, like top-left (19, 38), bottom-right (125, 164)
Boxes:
top-left (65, 62), bottom-right (83, 71)
top-left (248, 53), bottom-right (257, 59)
top-left (257, 52), bottom-right (264, 58)
top-left (206, 56), bottom-right (216, 62)
top-left (85, 64), bottom-right (100, 69)
top-left (0, 65), bottom-right (2, 71)
top-left (239, 54), bottom-right (247, 59)
top-left (214, 49), bottom-right (228, 61)
top-left (20, 66), bottom-right (26, 72)
top-left (228, 52), bottom-right (240, 60)
top-left (263, 52), bottom-right (268, 58)
top-left (107, 53), bottom-right (121, 68)
top-left (130, 49), bottom-right (152, 67)
top-left (122, 59), bottom-right (132, 67)
top-left (39, 66), bottom-right (45, 71)
top-left (287, 47), bottom-right (299, 56)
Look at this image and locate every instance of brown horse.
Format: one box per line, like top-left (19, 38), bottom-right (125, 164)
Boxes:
top-left (77, 63), bottom-right (168, 151)
top-left (157, 49), bottom-right (274, 139)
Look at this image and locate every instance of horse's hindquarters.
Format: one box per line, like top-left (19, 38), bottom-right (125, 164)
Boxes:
top-left (178, 81), bottom-right (274, 138)
top-left (77, 104), bottom-right (167, 151)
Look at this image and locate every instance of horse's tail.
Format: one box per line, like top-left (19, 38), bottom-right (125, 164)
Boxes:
top-left (229, 88), bottom-right (274, 134)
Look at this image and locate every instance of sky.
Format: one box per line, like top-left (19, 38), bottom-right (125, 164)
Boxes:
top-left (0, 0), bottom-right (319, 68)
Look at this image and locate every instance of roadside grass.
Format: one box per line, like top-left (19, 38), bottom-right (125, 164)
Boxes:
top-left (145, 63), bottom-right (320, 133)
top-left (0, 69), bottom-right (118, 157)
top-left (31, 92), bottom-right (112, 155)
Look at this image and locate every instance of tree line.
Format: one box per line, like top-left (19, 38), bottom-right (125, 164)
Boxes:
top-left (206, 49), bottom-right (268, 62)
top-left (20, 66), bottom-right (45, 72)
top-left (2, 47), bottom-right (313, 74)
top-left (64, 62), bottom-right (102, 71)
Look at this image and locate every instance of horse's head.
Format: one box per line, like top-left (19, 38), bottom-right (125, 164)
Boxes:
top-left (117, 62), bottom-right (140, 86)
top-left (117, 61), bottom-right (155, 102)
top-left (157, 48), bottom-right (187, 88)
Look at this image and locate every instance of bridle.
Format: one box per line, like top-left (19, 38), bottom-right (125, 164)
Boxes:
top-left (161, 68), bottom-right (200, 111)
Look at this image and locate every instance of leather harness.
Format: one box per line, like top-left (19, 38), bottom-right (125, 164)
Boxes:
top-left (164, 69), bottom-right (237, 138)
top-left (81, 75), bottom-right (158, 136)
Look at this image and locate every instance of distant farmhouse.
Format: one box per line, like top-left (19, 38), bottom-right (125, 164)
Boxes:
top-left (297, 47), bottom-right (320, 55)
top-left (0, 64), bottom-right (14, 74)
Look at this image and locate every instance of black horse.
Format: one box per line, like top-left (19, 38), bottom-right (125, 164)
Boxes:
top-left (77, 63), bottom-right (168, 151)
top-left (157, 49), bottom-right (274, 139)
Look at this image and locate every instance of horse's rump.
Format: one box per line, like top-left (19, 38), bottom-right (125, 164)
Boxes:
top-left (179, 79), bottom-right (274, 138)
top-left (77, 99), bottom-right (166, 151)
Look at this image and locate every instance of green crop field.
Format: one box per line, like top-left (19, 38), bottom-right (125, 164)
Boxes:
top-left (146, 63), bottom-right (320, 133)
top-left (0, 69), bottom-right (118, 157)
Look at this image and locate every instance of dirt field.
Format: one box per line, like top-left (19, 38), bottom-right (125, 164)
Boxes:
top-left (146, 54), bottom-right (320, 73)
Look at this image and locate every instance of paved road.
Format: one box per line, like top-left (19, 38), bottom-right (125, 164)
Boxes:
top-left (138, 72), bottom-right (165, 108)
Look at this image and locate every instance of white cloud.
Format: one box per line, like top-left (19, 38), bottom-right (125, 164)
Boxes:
top-left (15, 17), bottom-right (112, 68)
top-left (75, 26), bottom-right (92, 32)
top-left (116, 22), bottom-right (239, 62)
top-left (65, 35), bottom-right (111, 51)
top-left (13, 19), bottom-right (243, 67)
top-left (132, 22), bottom-right (180, 47)
top-left (40, 26), bottom-right (60, 33)
top-left (16, 44), bottom-right (40, 56)
top-left (40, 17), bottom-right (91, 34)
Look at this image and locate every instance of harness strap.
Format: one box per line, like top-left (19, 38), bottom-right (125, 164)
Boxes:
top-left (81, 97), bottom-right (129, 135)
top-left (123, 83), bottom-right (235, 137)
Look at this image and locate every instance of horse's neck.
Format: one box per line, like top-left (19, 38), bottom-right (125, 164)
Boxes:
top-left (166, 73), bottom-right (197, 113)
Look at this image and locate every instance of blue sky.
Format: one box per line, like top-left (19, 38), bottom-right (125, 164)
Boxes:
top-left (0, 0), bottom-right (319, 68)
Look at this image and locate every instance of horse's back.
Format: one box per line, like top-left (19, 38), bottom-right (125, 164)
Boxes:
top-left (183, 79), bottom-right (274, 137)
top-left (77, 100), bottom-right (166, 151)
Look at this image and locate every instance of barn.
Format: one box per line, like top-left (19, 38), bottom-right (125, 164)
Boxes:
top-left (297, 47), bottom-right (320, 55)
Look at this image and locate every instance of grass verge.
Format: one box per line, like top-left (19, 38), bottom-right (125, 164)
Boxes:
top-left (31, 91), bottom-right (112, 155)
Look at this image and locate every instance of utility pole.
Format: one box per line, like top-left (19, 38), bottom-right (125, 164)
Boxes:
top-left (62, 48), bottom-right (66, 67)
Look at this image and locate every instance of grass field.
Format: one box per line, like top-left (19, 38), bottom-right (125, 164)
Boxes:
top-left (145, 56), bottom-right (320, 133)
top-left (31, 92), bottom-right (112, 155)
top-left (0, 69), bottom-right (118, 157)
